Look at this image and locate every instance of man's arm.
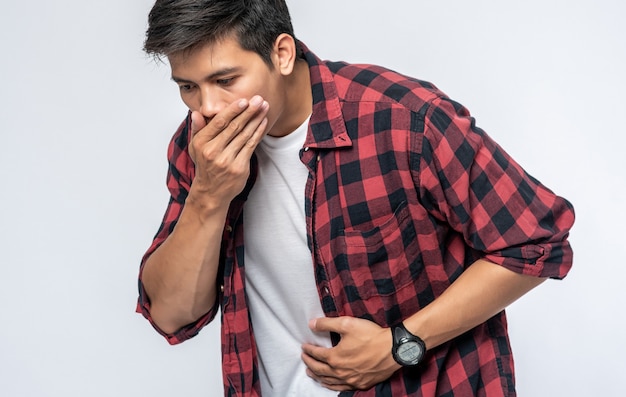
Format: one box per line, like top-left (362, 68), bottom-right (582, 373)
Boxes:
top-left (301, 259), bottom-right (545, 392)
top-left (141, 96), bottom-right (269, 334)
top-left (301, 92), bottom-right (573, 391)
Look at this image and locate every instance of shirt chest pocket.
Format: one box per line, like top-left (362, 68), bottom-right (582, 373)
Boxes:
top-left (332, 201), bottom-right (423, 302)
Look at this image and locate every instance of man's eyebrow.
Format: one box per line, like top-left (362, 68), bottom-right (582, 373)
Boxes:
top-left (171, 67), bottom-right (243, 83)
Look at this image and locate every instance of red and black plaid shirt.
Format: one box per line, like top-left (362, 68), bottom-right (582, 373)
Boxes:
top-left (137, 42), bottom-right (574, 397)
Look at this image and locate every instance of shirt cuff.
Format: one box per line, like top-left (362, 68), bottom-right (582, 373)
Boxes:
top-left (484, 240), bottom-right (573, 279)
top-left (136, 282), bottom-right (219, 345)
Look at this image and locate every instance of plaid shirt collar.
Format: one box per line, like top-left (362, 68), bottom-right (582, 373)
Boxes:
top-left (299, 41), bottom-right (353, 151)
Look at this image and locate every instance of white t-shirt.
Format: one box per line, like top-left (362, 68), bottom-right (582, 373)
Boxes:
top-left (243, 117), bottom-right (336, 397)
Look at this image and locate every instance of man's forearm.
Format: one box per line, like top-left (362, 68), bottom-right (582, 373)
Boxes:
top-left (141, 196), bottom-right (229, 334)
top-left (404, 259), bottom-right (546, 350)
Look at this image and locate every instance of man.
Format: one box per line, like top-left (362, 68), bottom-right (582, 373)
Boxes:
top-left (136, 1), bottom-right (575, 396)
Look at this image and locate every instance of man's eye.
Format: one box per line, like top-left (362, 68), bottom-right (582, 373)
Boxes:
top-left (216, 78), bottom-right (235, 86)
top-left (179, 84), bottom-right (194, 92)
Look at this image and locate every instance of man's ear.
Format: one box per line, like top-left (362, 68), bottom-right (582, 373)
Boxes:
top-left (272, 33), bottom-right (297, 76)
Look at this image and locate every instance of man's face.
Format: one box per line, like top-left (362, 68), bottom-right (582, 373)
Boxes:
top-left (169, 36), bottom-right (284, 132)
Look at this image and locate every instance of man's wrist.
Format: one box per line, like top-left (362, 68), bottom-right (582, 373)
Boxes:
top-left (391, 322), bottom-right (426, 367)
top-left (185, 187), bottom-right (230, 218)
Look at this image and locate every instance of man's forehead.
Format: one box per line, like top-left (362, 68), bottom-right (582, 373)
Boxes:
top-left (168, 38), bottom-right (263, 80)
top-left (168, 35), bottom-right (246, 63)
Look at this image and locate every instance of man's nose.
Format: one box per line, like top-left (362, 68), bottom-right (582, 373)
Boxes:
top-left (198, 88), bottom-right (226, 119)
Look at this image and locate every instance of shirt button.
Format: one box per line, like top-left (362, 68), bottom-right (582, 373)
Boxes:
top-left (322, 286), bottom-right (330, 295)
top-left (225, 225), bottom-right (233, 233)
top-left (304, 147), bottom-right (310, 151)
top-left (316, 154), bottom-right (321, 162)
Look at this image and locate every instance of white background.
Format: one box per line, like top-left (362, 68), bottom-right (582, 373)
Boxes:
top-left (1, 1), bottom-right (624, 396)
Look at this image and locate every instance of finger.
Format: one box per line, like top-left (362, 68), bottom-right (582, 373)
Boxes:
top-left (211, 102), bottom-right (268, 166)
top-left (306, 368), bottom-right (339, 386)
top-left (203, 98), bottom-right (250, 139)
top-left (190, 97), bottom-right (267, 163)
top-left (227, 107), bottom-right (269, 160)
top-left (188, 98), bottom-right (250, 151)
top-left (215, 96), bottom-right (268, 149)
top-left (306, 368), bottom-right (352, 392)
top-left (198, 95), bottom-right (266, 147)
top-left (309, 317), bottom-right (347, 334)
top-left (301, 349), bottom-right (334, 380)
top-left (301, 343), bottom-right (332, 365)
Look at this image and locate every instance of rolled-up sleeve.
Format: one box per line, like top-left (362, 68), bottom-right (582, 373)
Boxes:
top-left (417, 96), bottom-right (574, 279)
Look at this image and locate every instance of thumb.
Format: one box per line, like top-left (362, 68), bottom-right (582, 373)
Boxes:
top-left (190, 110), bottom-right (207, 136)
top-left (309, 316), bottom-right (346, 334)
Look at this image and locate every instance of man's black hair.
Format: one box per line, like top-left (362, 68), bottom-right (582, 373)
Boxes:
top-left (144, 0), bottom-right (300, 65)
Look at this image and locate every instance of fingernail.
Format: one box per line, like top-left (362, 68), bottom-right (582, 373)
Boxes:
top-left (250, 96), bottom-right (262, 106)
top-left (238, 99), bottom-right (247, 108)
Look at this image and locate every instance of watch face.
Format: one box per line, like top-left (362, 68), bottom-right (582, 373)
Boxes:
top-left (397, 340), bottom-right (423, 364)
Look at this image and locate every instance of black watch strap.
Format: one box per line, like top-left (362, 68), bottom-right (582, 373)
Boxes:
top-left (393, 322), bottom-right (414, 341)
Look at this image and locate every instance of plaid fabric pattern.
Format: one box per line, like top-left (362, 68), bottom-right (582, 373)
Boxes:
top-left (137, 42), bottom-right (574, 397)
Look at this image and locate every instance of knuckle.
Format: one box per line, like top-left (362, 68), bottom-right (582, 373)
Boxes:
top-left (211, 116), bottom-right (228, 130)
top-left (191, 141), bottom-right (203, 154)
top-left (232, 164), bottom-right (249, 178)
top-left (211, 155), bottom-right (228, 169)
top-left (338, 317), bottom-right (352, 330)
top-left (244, 137), bottom-right (258, 148)
top-left (339, 367), bottom-right (352, 377)
top-left (227, 120), bottom-right (241, 132)
top-left (345, 374), bottom-right (362, 388)
top-left (326, 356), bottom-right (339, 368)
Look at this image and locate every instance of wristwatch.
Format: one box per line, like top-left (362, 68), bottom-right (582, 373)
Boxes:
top-left (391, 322), bottom-right (426, 367)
